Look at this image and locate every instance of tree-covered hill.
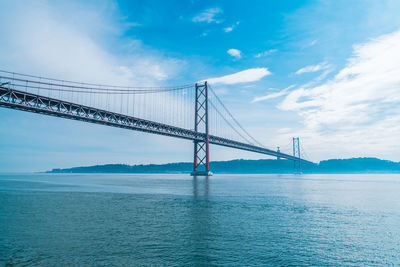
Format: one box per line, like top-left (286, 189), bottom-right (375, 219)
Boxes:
top-left (48, 157), bottom-right (400, 174)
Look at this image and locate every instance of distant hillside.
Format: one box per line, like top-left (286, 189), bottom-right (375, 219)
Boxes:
top-left (48, 157), bottom-right (400, 174)
top-left (318, 158), bottom-right (400, 173)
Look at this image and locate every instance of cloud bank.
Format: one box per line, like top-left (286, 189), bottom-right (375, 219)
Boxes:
top-left (279, 30), bottom-right (400, 159)
top-left (0, 1), bottom-right (183, 86)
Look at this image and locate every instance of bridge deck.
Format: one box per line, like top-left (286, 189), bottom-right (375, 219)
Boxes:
top-left (0, 86), bottom-right (312, 164)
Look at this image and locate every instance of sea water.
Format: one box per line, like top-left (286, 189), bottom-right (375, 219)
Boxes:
top-left (1, 173), bottom-right (400, 265)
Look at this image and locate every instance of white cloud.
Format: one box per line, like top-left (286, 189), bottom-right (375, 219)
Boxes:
top-left (192, 7), bottom-right (223, 24)
top-left (278, 30), bottom-right (400, 160)
top-left (206, 68), bottom-right (271, 85)
top-left (224, 21), bottom-right (240, 33)
top-left (252, 85), bottom-right (295, 103)
top-left (0, 1), bottom-right (183, 86)
top-left (295, 61), bottom-right (330, 75)
top-left (227, 48), bottom-right (242, 59)
top-left (255, 49), bottom-right (278, 58)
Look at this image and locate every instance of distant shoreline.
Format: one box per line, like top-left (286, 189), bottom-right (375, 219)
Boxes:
top-left (47, 157), bottom-right (400, 174)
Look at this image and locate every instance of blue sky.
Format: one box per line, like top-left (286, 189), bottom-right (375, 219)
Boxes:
top-left (1, 0), bottom-right (400, 172)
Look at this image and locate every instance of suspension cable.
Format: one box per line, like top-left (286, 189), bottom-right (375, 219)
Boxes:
top-left (4, 81), bottom-right (191, 94)
top-left (208, 84), bottom-right (265, 147)
top-left (209, 100), bottom-right (254, 144)
top-left (0, 70), bottom-right (194, 90)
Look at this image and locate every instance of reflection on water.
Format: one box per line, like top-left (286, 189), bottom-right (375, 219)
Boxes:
top-left (1, 173), bottom-right (400, 265)
top-left (190, 176), bottom-right (211, 264)
top-left (192, 175), bottom-right (209, 198)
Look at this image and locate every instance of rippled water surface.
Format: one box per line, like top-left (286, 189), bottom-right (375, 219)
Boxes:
top-left (1, 173), bottom-right (400, 266)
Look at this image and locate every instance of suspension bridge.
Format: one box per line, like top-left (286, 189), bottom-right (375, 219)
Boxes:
top-left (0, 70), bottom-right (312, 175)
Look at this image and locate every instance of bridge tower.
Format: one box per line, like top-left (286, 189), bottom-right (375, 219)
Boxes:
top-left (293, 137), bottom-right (301, 173)
top-left (191, 81), bottom-right (212, 176)
top-left (277, 146), bottom-right (280, 160)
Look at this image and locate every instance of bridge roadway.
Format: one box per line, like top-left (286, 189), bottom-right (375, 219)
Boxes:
top-left (0, 86), bottom-right (312, 164)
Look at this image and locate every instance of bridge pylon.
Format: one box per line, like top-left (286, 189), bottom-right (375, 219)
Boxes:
top-left (191, 81), bottom-right (212, 176)
top-left (293, 137), bottom-right (302, 174)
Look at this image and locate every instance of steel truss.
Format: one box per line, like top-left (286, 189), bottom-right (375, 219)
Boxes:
top-left (0, 86), bottom-right (312, 166)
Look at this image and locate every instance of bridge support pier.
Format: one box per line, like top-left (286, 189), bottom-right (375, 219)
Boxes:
top-left (191, 82), bottom-right (212, 176)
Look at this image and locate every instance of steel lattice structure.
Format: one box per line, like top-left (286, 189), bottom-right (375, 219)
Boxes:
top-left (0, 84), bottom-right (313, 174)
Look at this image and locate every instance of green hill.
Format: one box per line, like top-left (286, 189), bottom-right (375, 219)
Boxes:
top-left (48, 157), bottom-right (400, 174)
